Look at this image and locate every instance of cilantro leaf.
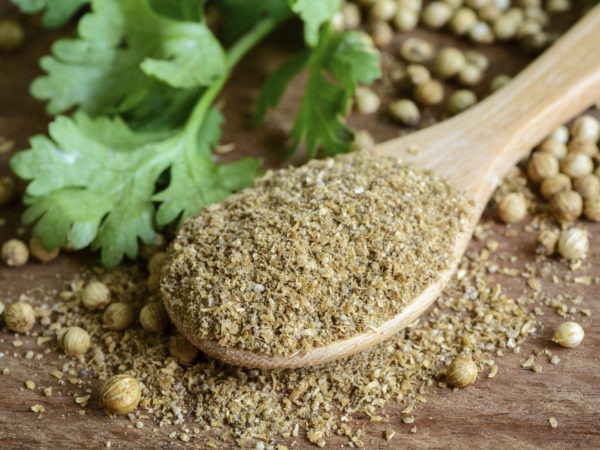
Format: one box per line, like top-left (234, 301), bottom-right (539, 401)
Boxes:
top-left (257, 28), bottom-right (380, 158)
top-left (154, 110), bottom-right (261, 227)
top-left (140, 22), bottom-right (226, 88)
top-left (11, 112), bottom-right (260, 267)
top-left (288, 0), bottom-right (340, 46)
top-left (11, 0), bottom-right (89, 28)
top-left (31, 0), bottom-right (225, 115)
top-left (254, 50), bottom-right (310, 125)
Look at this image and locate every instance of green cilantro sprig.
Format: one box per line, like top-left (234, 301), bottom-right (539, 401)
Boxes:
top-left (11, 0), bottom-right (381, 267)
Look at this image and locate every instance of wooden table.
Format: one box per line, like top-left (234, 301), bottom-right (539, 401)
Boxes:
top-left (1, 4), bottom-right (599, 448)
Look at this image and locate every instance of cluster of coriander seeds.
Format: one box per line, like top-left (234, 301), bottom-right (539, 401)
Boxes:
top-left (335, 0), bottom-right (569, 52)
top-left (527, 115), bottom-right (600, 224)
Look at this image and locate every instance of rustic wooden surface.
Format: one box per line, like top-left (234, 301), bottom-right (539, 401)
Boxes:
top-left (1, 3), bottom-right (599, 449)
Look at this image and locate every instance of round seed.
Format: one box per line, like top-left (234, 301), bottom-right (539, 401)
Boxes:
top-left (447, 89), bottom-right (477, 114)
top-left (389, 99), bottom-right (420, 126)
top-left (414, 79), bottom-right (444, 106)
top-left (552, 322), bottom-right (584, 348)
top-left (527, 152), bottom-right (558, 183)
top-left (550, 190), bottom-right (582, 222)
top-left (446, 356), bottom-right (478, 388)
top-left (421, 1), bottom-right (452, 29)
top-left (355, 87), bottom-right (381, 114)
top-left (540, 174), bottom-right (571, 201)
top-left (434, 47), bottom-right (466, 79)
top-left (400, 38), bottom-right (434, 63)
top-left (537, 137), bottom-right (567, 159)
top-left (449, 7), bottom-right (478, 35)
top-left (560, 152), bottom-right (593, 178)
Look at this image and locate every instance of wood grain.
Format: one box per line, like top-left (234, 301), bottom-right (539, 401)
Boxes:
top-left (0, 3), bottom-right (599, 448)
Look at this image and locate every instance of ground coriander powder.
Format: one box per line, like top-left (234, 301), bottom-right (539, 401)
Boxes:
top-left (161, 151), bottom-right (470, 357)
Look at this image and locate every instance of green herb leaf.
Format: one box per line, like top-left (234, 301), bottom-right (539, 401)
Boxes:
top-left (260, 29), bottom-right (380, 158)
top-left (288, 0), bottom-right (340, 46)
top-left (31, 0), bottom-right (225, 115)
top-left (11, 112), bottom-right (260, 267)
top-left (254, 50), bottom-right (311, 125)
top-left (140, 22), bottom-right (226, 88)
top-left (11, 0), bottom-right (90, 28)
top-left (154, 110), bottom-right (261, 227)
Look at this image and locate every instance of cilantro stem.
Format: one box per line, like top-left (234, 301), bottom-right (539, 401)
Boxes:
top-left (184, 15), bottom-right (288, 147)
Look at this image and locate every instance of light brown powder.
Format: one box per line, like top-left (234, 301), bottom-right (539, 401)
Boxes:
top-left (161, 151), bottom-right (470, 356)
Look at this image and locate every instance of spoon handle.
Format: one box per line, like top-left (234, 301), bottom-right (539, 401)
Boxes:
top-left (375, 5), bottom-right (600, 204)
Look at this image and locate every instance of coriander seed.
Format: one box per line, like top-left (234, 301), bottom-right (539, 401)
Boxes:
top-left (469, 21), bottom-right (494, 44)
top-left (545, 0), bottom-right (571, 14)
top-left (550, 125), bottom-right (569, 144)
top-left (446, 356), bottom-right (478, 388)
top-left (583, 196), bottom-right (600, 221)
top-left (355, 87), bottom-right (381, 114)
top-left (540, 174), bottom-right (571, 201)
top-left (465, 50), bottom-right (489, 71)
top-left (103, 302), bottom-right (135, 331)
top-left (4, 301), bottom-right (35, 333)
top-left (434, 47), bottom-right (466, 79)
top-left (448, 89), bottom-right (477, 114)
top-left (552, 322), bottom-right (584, 348)
top-left (537, 137), bottom-right (567, 159)
top-left (560, 152), bottom-right (593, 178)
top-left (29, 237), bottom-right (59, 263)
top-left (414, 79), bottom-right (444, 106)
top-left (421, 1), bottom-right (452, 29)
top-left (59, 326), bottom-right (90, 356)
top-left (404, 64), bottom-right (431, 85)
top-left (139, 302), bottom-right (169, 333)
top-left (492, 13), bottom-right (520, 40)
top-left (1, 239), bottom-right (29, 267)
top-left (498, 192), bottom-right (527, 224)
top-left (550, 190), bottom-right (582, 222)
top-left (99, 374), bottom-right (141, 415)
top-left (341, 3), bottom-right (361, 29)
top-left (400, 38), bottom-right (434, 63)
top-left (370, 0), bottom-right (397, 21)
top-left (0, 19), bottom-right (25, 51)
top-left (369, 20), bottom-right (393, 47)
top-left (490, 74), bottom-right (511, 92)
top-left (527, 152), bottom-right (558, 182)
top-left (449, 7), bottom-right (478, 35)
top-left (570, 115), bottom-right (600, 142)
top-left (535, 230), bottom-right (558, 256)
top-left (557, 228), bottom-right (588, 259)
top-left (147, 251), bottom-right (168, 294)
top-left (573, 174), bottom-right (600, 199)
top-left (478, 4), bottom-right (502, 22)
top-left (353, 130), bottom-right (375, 150)
top-left (567, 139), bottom-right (599, 157)
top-left (388, 99), bottom-right (420, 126)
top-left (169, 334), bottom-right (200, 365)
top-left (0, 176), bottom-right (16, 205)
top-left (457, 63), bottom-right (483, 86)
top-left (81, 281), bottom-right (111, 311)
top-left (393, 8), bottom-right (419, 30)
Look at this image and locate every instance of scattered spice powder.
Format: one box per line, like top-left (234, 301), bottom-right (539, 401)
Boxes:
top-left (17, 236), bottom-right (536, 446)
top-left (162, 151), bottom-right (470, 357)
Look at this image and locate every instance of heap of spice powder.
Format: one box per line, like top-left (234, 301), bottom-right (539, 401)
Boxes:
top-left (161, 151), bottom-right (470, 357)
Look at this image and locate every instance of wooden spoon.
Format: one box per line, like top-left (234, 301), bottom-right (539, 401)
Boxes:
top-left (173, 6), bottom-right (600, 369)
